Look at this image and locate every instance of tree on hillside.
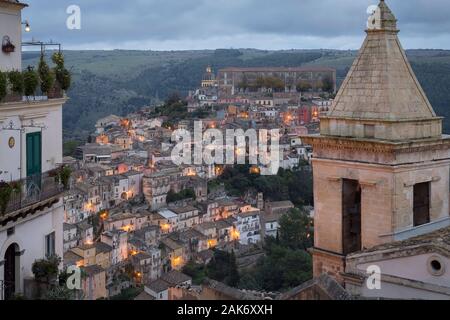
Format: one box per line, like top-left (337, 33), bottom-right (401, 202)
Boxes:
top-left (238, 75), bottom-right (249, 92)
top-left (166, 188), bottom-right (196, 203)
top-left (296, 80), bottom-right (312, 92)
top-left (255, 244), bottom-right (312, 291)
top-left (226, 250), bottom-right (240, 287)
top-left (166, 92), bottom-right (182, 105)
top-left (265, 76), bottom-right (285, 92)
top-left (278, 208), bottom-right (314, 250)
top-left (217, 165), bottom-right (313, 206)
top-left (206, 249), bottom-right (240, 287)
top-left (63, 140), bottom-right (80, 157)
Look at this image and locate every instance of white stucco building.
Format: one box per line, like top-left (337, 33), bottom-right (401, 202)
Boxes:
top-left (101, 230), bottom-right (128, 265)
top-left (0, 0), bottom-right (66, 300)
top-left (234, 209), bottom-right (261, 245)
top-left (0, 0), bottom-right (23, 72)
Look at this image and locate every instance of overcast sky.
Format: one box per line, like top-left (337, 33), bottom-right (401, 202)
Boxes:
top-left (22, 0), bottom-right (450, 51)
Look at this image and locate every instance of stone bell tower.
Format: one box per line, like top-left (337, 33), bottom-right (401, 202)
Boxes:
top-left (303, 0), bottom-right (450, 282)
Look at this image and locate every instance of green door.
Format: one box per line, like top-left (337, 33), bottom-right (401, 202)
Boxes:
top-left (26, 132), bottom-right (42, 177)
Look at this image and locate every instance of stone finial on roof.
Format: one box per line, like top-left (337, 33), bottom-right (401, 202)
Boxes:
top-left (367, 0), bottom-right (398, 32)
top-left (378, 0), bottom-right (397, 31)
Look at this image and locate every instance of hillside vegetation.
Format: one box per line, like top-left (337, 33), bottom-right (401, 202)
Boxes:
top-left (22, 49), bottom-right (450, 141)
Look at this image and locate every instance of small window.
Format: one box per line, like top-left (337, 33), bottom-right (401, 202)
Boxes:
top-left (45, 232), bottom-right (56, 257)
top-left (7, 227), bottom-right (15, 237)
top-left (427, 256), bottom-right (445, 276)
top-left (342, 179), bottom-right (362, 255)
top-left (431, 260), bottom-right (442, 272)
top-left (413, 182), bottom-right (430, 227)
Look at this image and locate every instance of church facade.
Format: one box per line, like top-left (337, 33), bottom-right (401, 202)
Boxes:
top-left (302, 0), bottom-right (450, 299)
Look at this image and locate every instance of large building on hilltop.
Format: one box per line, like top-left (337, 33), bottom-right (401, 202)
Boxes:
top-left (217, 66), bottom-right (336, 96)
top-left (303, 0), bottom-right (450, 299)
top-left (0, 0), bottom-right (66, 300)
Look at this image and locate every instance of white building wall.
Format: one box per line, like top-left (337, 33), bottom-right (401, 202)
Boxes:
top-left (128, 174), bottom-right (142, 197)
top-left (0, 115), bottom-right (21, 181)
top-left (0, 201), bottom-right (64, 298)
top-left (0, 1), bottom-right (65, 300)
top-left (357, 253), bottom-right (450, 288)
top-left (236, 215), bottom-right (261, 245)
top-left (265, 221), bottom-right (279, 238)
top-left (145, 286), bottom-right (168, 300)
top-left (0, 101), bottom-right (64, 181)
top-left (0, 4), bottom-right (22, 71)
top-left (358, 281), bottom-right (450, 300)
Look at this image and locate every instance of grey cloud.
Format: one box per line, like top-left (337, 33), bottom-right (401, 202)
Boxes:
top-left (21, 0), bottom-right (450, 50)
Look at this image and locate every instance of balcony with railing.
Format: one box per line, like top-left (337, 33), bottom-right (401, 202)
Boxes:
top-left (0, 171), bottom-right (65, 226)
top-left (0, 44), bottom-right (69, 106)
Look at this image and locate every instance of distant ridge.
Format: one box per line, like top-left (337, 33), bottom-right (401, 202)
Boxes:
top-left (21, 49), bottom-right (450, 140)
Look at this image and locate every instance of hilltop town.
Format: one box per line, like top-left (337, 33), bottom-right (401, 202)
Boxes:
top-left (2, 0), bottom-right (450, 303)
top-left (1, 0), bottom-right (328, 300)
top-left (57, 64), bottom-right (332, 300)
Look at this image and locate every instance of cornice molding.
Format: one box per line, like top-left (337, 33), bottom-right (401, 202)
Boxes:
top-left (303, 135), bottom-right (450, 155)
top-left (0, 98), bottom-right (67, 113)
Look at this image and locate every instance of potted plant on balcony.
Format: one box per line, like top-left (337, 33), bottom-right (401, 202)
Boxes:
top-left (38, 54), bottom-right (55, 97)
top-left (0, 71), bottom-right (6, 102)
top-left (58, 166), bottom-right (72, 190)
top-left (23, 66), bottom-right (39, 98)
top-left (8, 70), bottom-right (24, 100)
top-left (10, 181), bottom-right (21, 194)
top-left (0, 181), bottom-right (21, 215)
top-left (32, 255), bottom-right (61, 284)
top-left (0, 182), bottom-right (12, 215)
top-left (52, 52), bottom-right (71, 93)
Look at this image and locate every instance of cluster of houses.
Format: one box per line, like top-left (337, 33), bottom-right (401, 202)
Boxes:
top-left (55, 65), bottom-right (320, 299)
top-left (62, 173), bottom-right (295, 299)
top-left (60, 113), bottom-right (302, 299)
top-left (189, 66), bottom-right (334, 127)
top-left (186, 67), bottom-right (335, 168)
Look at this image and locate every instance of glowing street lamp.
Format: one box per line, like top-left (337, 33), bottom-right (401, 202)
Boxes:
top-left (22, 20), bottom-right (31, 32)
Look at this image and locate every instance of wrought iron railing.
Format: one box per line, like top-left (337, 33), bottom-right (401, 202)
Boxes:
top-left (1, 171), bottom-right (64, 216)
top-left (0, 88), bottom-right (64, 104)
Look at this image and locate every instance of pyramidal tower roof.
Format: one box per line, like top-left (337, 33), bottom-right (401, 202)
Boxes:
top-left (327, 0), bottom-right (436, 122)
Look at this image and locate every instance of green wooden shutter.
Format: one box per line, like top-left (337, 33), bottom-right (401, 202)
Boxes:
top-left (26, 134), bottom-right (33, 176)
top-left (26, 132), bottom-right (42, 177)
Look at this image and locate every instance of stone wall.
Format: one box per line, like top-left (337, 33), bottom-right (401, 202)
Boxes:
top-left (312, 159), bottom-right (394, 252)
top-left (312, 249), bottom-right (345, 284)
